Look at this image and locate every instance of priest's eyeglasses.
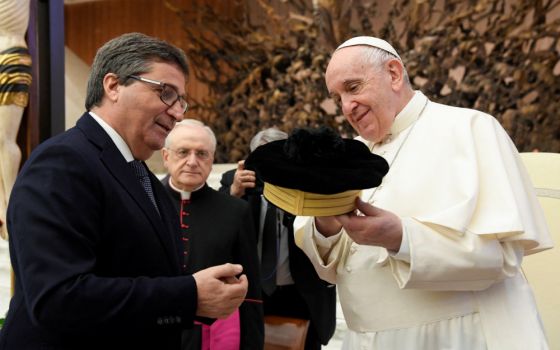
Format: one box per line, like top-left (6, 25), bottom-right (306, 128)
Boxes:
top-left (169, 148), bottom-right (211, 161)
top-left (128, 75), bottom-right (189, 113)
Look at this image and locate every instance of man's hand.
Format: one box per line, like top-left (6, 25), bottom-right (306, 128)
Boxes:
top-left (230, 160), bottom-right (256, 198)
top-left (314, 215), bottom-right (343, 237)
top-left (193, 263), bottom-right (248, 319)
top-left (336, 198), bottom-right (403, 251)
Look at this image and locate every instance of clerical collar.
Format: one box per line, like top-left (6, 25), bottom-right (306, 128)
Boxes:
top-left (167, 178), bottom-right (204, 200)
top-left (389, 90), bottom-right (428, 137)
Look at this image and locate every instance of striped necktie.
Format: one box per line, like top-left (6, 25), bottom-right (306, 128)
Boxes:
top-left (129, 160), bottom-right (160, 215)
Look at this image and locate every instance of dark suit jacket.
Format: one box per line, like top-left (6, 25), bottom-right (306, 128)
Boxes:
top-left (0, 113), bottom-right (198, 350)
top-left (161, 177), bottom-right (264, 349)
top-left (219, 169), bottom-right (336, 345)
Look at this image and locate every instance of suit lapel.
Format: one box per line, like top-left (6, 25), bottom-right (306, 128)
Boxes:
top-left (76, 113), bottom-right (180, 269)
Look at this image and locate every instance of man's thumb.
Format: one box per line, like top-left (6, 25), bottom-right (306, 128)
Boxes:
top-left (355, 197), bottom-right (382, 217)
top-left (237, 160), bottom-right (245, 170)
top-left (213, 263), bottom-right (243, 278)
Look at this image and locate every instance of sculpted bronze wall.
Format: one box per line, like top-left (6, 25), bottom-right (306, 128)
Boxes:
top-left (65, 0), bottom-right (560, 163)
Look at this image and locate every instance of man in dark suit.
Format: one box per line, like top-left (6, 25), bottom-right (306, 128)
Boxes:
top-left (0, 33), bottom-right (247, 350)
top-left (219, 128), bottom-right (337, 350)
top-left (160, 119), bottom-right (263, 349)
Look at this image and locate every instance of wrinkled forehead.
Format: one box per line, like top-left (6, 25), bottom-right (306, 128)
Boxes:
top-left (326, 47), bottom-right (372, 82)
top-left (170, 126), bottom-right (213, 149)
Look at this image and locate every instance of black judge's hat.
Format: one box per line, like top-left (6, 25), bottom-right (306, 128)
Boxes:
top-left (245, 127), bottom-right (389, 216)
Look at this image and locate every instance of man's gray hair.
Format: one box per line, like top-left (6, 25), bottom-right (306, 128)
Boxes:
top-left (165, 119), bottom-right (217, 153)
top-left (359, 46), bottom-right (411, 87)
top-left (250, 128), bottom-right (288, 152)
top-left (85, 32), bottom-right (189, 110)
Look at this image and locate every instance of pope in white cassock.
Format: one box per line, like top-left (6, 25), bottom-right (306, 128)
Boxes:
top-left (294, 36), bottom-right (553, 350)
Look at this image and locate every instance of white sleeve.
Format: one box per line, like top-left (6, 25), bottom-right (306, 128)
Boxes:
top-left (390, 217), bottom-right (523, 291)
top-left (294, 216), bottom-right (347, 284)
top-left (390, 222), bottom-right (411, 263)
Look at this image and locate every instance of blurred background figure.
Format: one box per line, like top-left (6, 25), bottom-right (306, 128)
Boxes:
top-left (161, 119), bottom-right (264, 350)
top-left (219, 128), bottom-right (337, 350)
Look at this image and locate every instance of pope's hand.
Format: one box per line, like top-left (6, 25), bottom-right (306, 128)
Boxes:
top-left (314, 215), bottom-right (343, 237)
top-left (336, 198), bottom-right (403, 251)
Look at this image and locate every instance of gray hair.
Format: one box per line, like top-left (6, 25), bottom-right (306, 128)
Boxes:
top-left (250, 128), bottom-right (288, 152)
top-left (165, 119), bottom-right (217, 153)
top-left (85, 32), bottom-right (189, 110)
top-left (359, 46), bottom-right (411, 87)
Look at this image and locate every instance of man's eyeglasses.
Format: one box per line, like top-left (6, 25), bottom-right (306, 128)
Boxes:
top-left (168, 148), bottom-right (212, 161)
top-left (128, 75), bottom-right (189, 113)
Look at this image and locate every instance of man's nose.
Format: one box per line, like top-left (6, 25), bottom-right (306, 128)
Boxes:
top-left (185, 151), bottom-right (198, 164)
top-left (167, 101), bottom-right (185, 121)
top-left (340, 96), bottom-right (356, 117)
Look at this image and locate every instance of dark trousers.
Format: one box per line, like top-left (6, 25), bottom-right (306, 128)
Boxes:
top-left (263, 284), bottom-right (321, 350)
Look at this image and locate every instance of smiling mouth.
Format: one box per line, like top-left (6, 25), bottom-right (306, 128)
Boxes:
top-left (353, 110), bottom-right (368, 124)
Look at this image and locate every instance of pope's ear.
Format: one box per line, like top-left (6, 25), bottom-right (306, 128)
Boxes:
top-left (386, 59), bottom-right (405, 90)
top-left (103, 73), bottom-right (121, 102)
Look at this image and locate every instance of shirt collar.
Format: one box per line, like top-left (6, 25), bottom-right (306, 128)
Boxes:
top-left (89, 111), bottom-right (134, 162)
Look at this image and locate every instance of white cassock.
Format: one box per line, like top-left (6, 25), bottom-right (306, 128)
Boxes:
top-left (294, 91), bottom-right (553, 350)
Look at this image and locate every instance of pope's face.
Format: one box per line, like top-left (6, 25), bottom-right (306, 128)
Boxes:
top-left (162, 125), bottom-right (215, 191)
top-left (325, 46), bottom-right (399, 143)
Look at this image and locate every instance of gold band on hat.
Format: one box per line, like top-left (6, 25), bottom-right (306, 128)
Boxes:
top-left (264, 182), bottom-right (361, 216)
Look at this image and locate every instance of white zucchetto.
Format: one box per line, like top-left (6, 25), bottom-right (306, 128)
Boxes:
top-left (336, 36), bottom-right (401, 60)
